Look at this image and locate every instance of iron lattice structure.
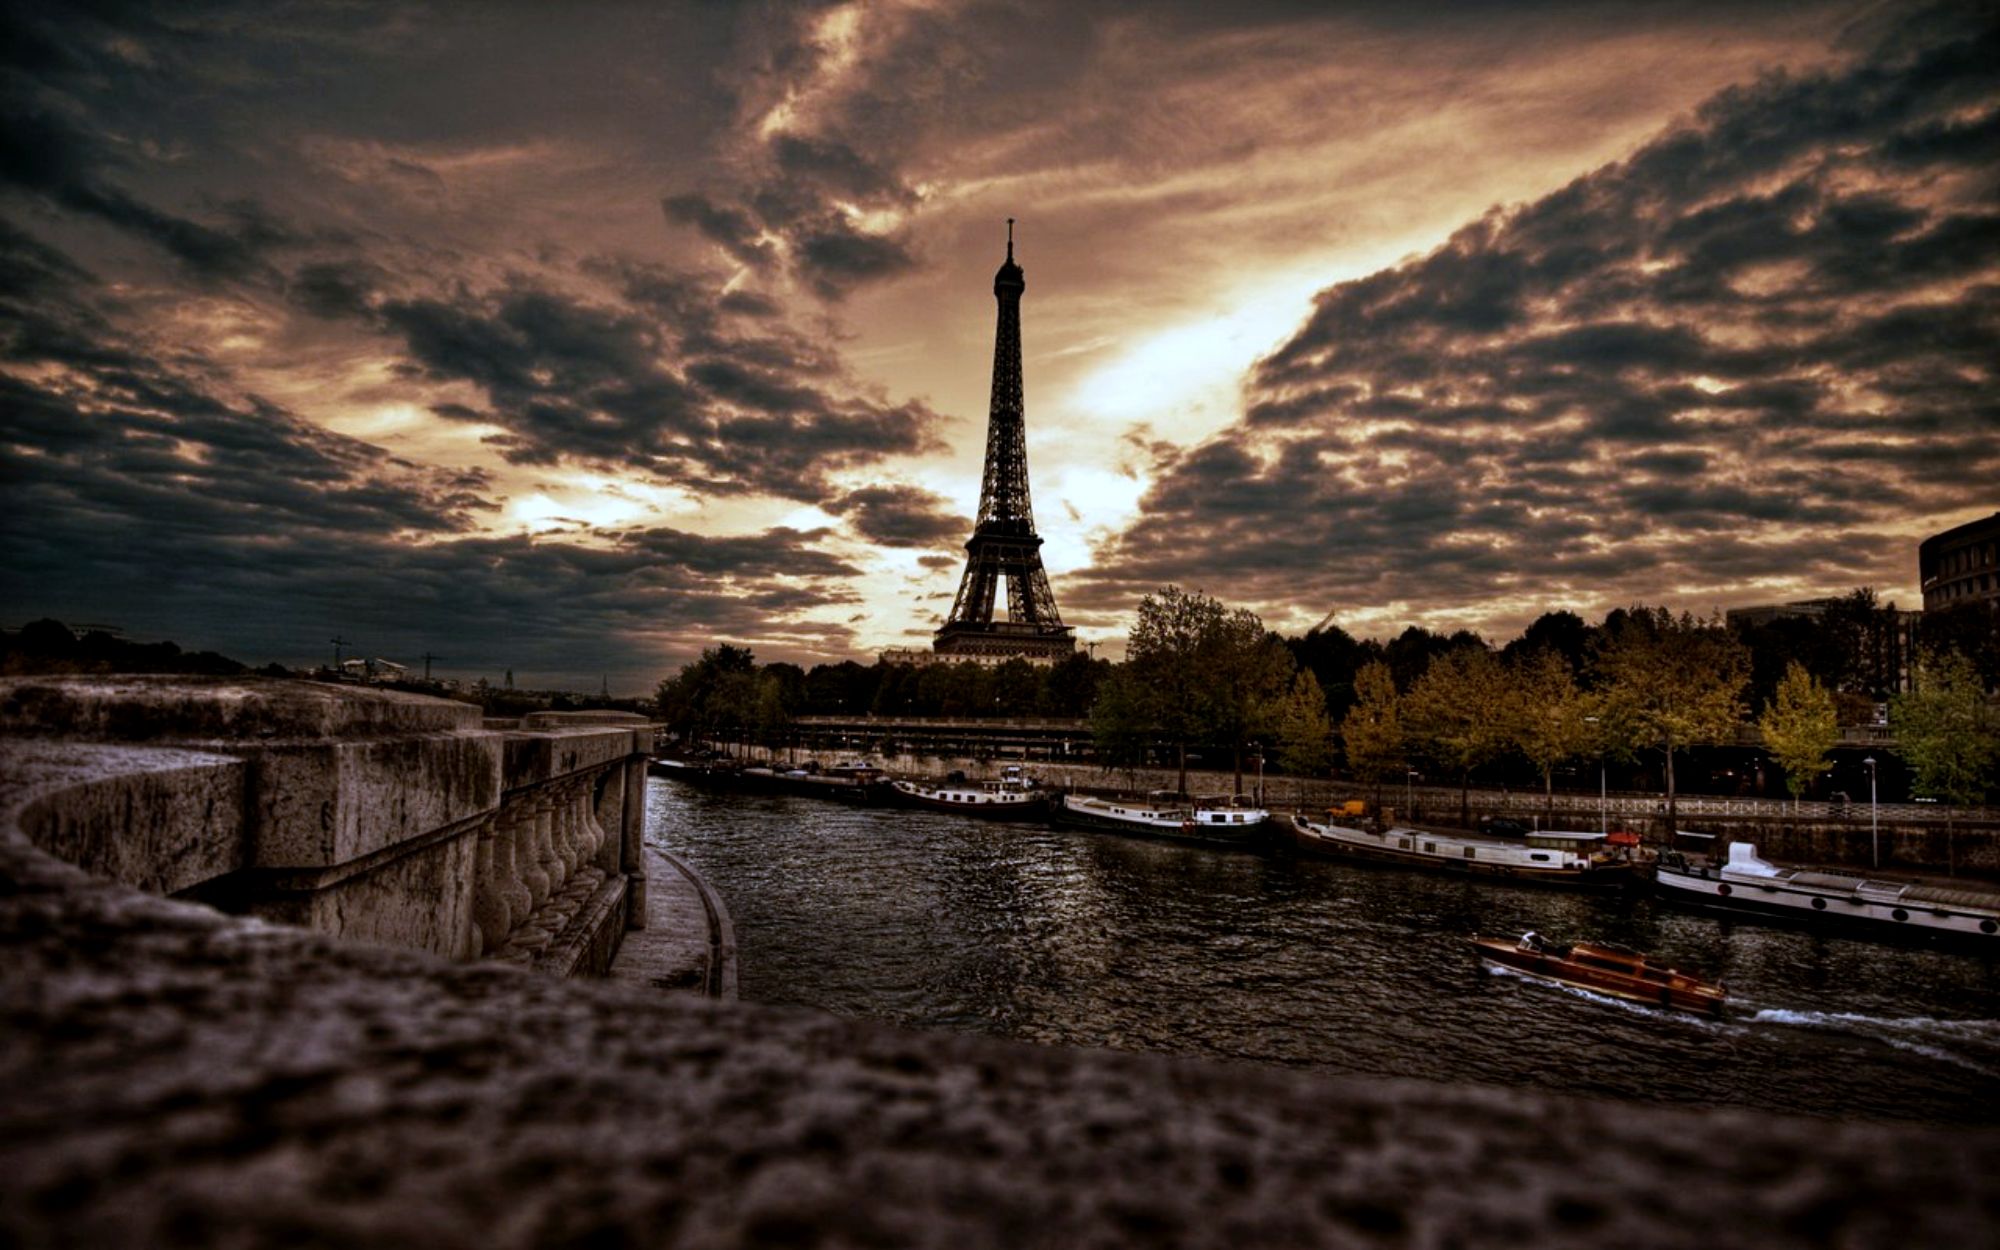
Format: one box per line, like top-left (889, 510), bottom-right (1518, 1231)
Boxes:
top-left (935, 222), bottom-right (1075, 662)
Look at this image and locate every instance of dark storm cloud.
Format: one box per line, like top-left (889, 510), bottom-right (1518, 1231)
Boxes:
top-left (0, 222), bottom-right (866, 683)
top-left (368, 268), bottom-right (941, 498)
top-left (824, 485), bottom-right (969, 549)
top-left (1076, 5), bottom-right (2000, 624)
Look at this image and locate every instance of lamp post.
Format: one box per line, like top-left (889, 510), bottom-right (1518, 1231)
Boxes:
top-left (1585, 716), bottom-right (1606, 835)
top-left (1864, 756), bottom-right (1878, 869)
top-left (1405, 769), bottom-right (1417, 822)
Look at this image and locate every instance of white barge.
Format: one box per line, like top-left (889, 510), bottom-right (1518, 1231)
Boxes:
top-left (1053, 792), bottom-right (1270, 849)
top-left (888, 765), bottom-right (1045, 820)
top-left (1288, 815), bottom-right (1642, 890)
top-left (1654, 842), bottom-right (2000, 945)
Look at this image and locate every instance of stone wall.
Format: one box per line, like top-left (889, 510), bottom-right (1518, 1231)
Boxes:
top-left (0, 676), bottom-right (652, 973)
top-left (757, 748), bottom-right (2000, 876)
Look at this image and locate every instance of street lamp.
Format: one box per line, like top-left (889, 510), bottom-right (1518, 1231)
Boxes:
top-left (1405, 769), bottom-right (1418, 822)
top-left (1585, 716), bottom-right (1606, 836)
top-left (1864, 756), bottom-right (1879, 869)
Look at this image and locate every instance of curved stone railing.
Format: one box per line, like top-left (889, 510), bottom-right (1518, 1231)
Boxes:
top-left (0, 676), bottom-right (652, 975)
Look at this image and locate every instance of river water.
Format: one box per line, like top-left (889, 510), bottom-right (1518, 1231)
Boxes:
top-left (647, 779), bottom-right (2000, 1126)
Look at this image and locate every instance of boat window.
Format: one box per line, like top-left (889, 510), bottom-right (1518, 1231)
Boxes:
top-left (1398, 838), bottom-right (1411, 850)
top-left (1530, 853), bottom-right (1550, 862)
top-left (1811, 897), bottom-right (1826, 910)
top-left (1892, 909), bottom-right (1909, 922)
top-left (1424, 842), bottom-right (1436, 854)
top-left (1463, 847), bottom-right (1476, 859)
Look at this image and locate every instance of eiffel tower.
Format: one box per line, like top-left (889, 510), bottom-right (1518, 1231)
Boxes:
top-left (932, 221), bottom-right (1075, 663)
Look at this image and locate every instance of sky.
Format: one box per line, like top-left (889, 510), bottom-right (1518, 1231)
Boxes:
top-left (2, 1), bottom-right (1995, 691)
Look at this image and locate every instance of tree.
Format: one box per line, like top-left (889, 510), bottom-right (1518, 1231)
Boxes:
top-left (1403, 645), bottom-right (1511, 827)
top-left (1894, 649), bottom-right (1999, 871)
top-left (1088, 665), bottom-right (1156, 774)
top-left (1507, 648), bottom-right (1595, 819)
top-left (1274, 668), bottom-right (1335, 806)
top-left (1339, 660), bottom-right (1405, 814)
top-left (1592, 608), bottom-right (1749, 834)
top-left (1758, 661), bottom-right (1839, 810)
top-left (655, 643), bottom-right (759, 744)
top-left (1113, 586), bottom-right (1286, 796)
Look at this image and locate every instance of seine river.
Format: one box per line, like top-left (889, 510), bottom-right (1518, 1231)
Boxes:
top-left (647, 779), bottom-right (2000, 1126)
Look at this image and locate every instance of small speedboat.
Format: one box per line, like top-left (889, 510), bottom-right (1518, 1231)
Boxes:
top-left (1471, 932), bottom-right (1726, 1016)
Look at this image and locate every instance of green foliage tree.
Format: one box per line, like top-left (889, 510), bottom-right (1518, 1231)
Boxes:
top-left (1339, 660), bottom-right (1405, 813)
top-left (1758, 661), bottom-right (1839, 810)
top-left (1274, 668), bottom-right (1335, 806)
top-left (1592, 608), bottom-right (1749, 833)
top-left (1403, 645), bottom-right (1511, 827)
top-left (655, 643), bottom-right (759, 747)
top-left (1105, 585), bottom-right (1288, 796)
top-left (1506, 648), bottom-right (1595, 818)
top-left (1088, 665), bottom-right (1155, 774)
top-left (1894, 647), bottom-right (1999, 810)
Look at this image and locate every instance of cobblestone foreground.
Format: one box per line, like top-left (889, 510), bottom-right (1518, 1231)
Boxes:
top-left (4, 830), bottom-right (1996, 1249)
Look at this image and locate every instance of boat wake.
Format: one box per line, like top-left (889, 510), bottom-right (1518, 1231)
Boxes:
top-left (1747, 1008), bottom-right (2000, 1076)
top-left (1483, 964), bottom-right (1727, 1028)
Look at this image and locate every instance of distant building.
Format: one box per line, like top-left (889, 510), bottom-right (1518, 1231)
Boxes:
top-left (877, 646), bottom-right (1058, 669)
top-left (1726, 598), bottom-right (1918, 695)
top-left (1919, 511), bottom-right (2000, 613)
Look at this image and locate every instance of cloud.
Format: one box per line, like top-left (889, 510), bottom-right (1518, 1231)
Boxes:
top-left (1075, 5), bottom-right (2000, 632)
top-left (825, 485), bottom-right (969, 548)
top-left (363, 265), bottom-right (943, 498)
top-left (0, 222), bottom-right (868, 684)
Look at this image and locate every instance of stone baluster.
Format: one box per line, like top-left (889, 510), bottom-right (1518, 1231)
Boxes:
top-left (555, 778), bottom-right (583, 880)
top-left (531, 792), bottom-right (561, 907)
top-left (496, 805), bottom-right (534, 938)
top-left (516, 796), bottom-right (552, 913)
top-left (470, 817), bottom-right (509, 958)
top-left (579, 773), bottom-right (608, 868)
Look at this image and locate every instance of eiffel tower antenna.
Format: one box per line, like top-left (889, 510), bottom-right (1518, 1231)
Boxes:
top-left (932, 220), bottom-right (1075, 664)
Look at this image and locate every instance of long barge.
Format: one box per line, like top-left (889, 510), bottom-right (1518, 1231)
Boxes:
top-left (649, 758), bottom-right (891, 804)
top-left (1052, 792), bottom-right (1271, 850)
top-left (887, 766), bottom-right (1047, 820)
top-left (1655, 841), bottom-right (2000, 946)
top-left (1288, 814), bottom-right (1642, 890)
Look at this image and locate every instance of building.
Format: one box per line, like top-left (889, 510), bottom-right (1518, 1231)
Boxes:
top-left (1919, 511), bottom-right (2000, 613)
top-left (890, 221), bottom-right (1076, 668)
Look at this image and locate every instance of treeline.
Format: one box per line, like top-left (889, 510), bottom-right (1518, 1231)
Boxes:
top-left (654, 643), bottom-right (1111, 741)
top-left (2, 619), bottom-right (261, 677)
top-left (657, 586), bottom-right (2000, 810)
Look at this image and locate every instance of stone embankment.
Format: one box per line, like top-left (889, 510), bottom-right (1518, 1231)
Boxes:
top-left (3, 679), bottom-right (1996, 1247)
top-left (756, 748), bottom-right (2000, 876)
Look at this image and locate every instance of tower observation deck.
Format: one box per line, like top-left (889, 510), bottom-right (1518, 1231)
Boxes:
top-left (930, 221), bottom-right (1075, 664)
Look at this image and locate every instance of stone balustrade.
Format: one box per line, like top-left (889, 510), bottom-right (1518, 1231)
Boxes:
top-left (0, 676), bottom-right (651, 975)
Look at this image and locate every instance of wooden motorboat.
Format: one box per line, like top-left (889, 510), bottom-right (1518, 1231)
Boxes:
top-left (1471, 932), bottom-right (1726, 1016)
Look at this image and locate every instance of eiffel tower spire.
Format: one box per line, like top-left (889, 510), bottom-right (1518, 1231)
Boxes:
top-left (933, 220), bottom-right (1075, 663)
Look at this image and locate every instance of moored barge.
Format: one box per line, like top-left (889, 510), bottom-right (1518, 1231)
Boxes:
top-left (1053, 792), bottom-right (1270, 850)
top-left (888, 765), bottom-right (1047, 819)
top-left (1655, 841), bottom-right (2000, 946)
top-left (1289, 814), bottom-right (1642, 890)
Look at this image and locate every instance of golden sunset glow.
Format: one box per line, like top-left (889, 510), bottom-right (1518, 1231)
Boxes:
top-left (3, 2), bottom-right (1995, 687)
